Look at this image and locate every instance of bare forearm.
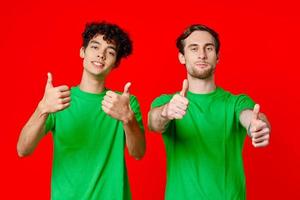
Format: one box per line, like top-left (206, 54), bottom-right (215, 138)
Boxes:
top-left (123, 111), bottom-right (146, 160)
top-left (17, 102), bottom-right (48, 157)
top-left (239, 109), bottom-right (253, 130)
top-left (148, 105), bottom-right (170, 132)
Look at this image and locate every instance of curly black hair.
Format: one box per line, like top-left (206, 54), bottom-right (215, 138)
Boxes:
top-left (82, 22), bottom-right (132, 66)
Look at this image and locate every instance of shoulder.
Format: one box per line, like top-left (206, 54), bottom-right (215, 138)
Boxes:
top-left (151, 93), bottom-right (176, 108)
top-left (221, 88), bottom-right (255, 111)
top-left (218, 88), bottom-right (253, 103)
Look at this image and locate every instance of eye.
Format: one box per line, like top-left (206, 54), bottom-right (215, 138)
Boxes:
top-left (191, 47), bottom-right (198, 52)
top-left (206, 46), bottom-right (214, 51)
top-left (91, 46), bottom-right (99, 50)
top-left (107, 51), bottom-right (116, 57)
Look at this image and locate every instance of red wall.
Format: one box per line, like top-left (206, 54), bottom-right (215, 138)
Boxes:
top-left (1, 0), bottom-right (299, 199)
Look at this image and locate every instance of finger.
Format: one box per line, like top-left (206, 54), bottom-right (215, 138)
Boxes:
top-left (178, 97), bottom-right (189, 106)
top-left (56, 102), bottom-right (70, 111)
top-left (180, 79), bottom-right (189, 97)
top-left (252, 104), bottom-right (260, 120)
top-left (59, 91), bottom-right (71, 98)
top-left (62, 102), bottom-right (70, 109)
top-left (56, 85), bottom-right (69, 92)
top-left (253, 139), bottom-right (269, 148)
top-left (101, 99), bottom-right (113, 108)
top-left (251, 130), bottom-right (269, 140)
top-left (106, 90), bottom-right (118, 98)
top-left (46, 72), bottom-right (53, 89)
top-left (102, 105), bottom-right (112, 115)
top-left (174, 109), bottom-right (186, 116)
top-left (250, 121), bottom-right (267, 132)
top-left (173, 112), bottom-right (185, 119)
top-left (123, 82), bottom-right (131, 95)
top-left (61, 97), bottom-right (71, 104)
top-left (169, 99), bottom-right (187, 111)
top-left (253, 133), bottom-right (270, 143)
top-left (252, 127), bottom-right (270, 139)
top-left (168, 107), bottom-right (186, 118)
top-left (103, 95), bottom-right (113, 102)
top-left (174, 103), bottom-right (188, 111)
top-left (173, 94), bottom-right (189, 105)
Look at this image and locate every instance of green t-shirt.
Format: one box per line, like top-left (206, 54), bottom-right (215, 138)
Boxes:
top-left (151, 87), bottom-right (255, 200)
top-left (46, 86), bottom-right (144, 200)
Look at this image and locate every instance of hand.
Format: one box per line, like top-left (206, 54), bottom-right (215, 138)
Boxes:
top-left (102, 82), bottom-right (133, 123)
top-left (249, 104), bottom-right (270, 147)
top-left (39, 72), bottom-right (71, 114)
top-left (161, 79), bottom-right (189, 120)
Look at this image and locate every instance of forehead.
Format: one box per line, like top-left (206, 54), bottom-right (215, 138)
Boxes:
top-left (184, 30), bottom-right (215, 47)
top-left (89, 34), bottom-right (117, 48)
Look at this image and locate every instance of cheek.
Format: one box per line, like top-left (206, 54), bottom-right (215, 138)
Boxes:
top-left (82, 58), bottom-right (89, 68)
top-left (107, 56), bottom-right (117, 65)
top-left (186, 54), bottom-right (196, 63)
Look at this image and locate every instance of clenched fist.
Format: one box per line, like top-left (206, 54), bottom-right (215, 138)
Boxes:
top-left (249, 104), bottom-right (271, 147)
top-left (102, 82), bottom-right (133, 123)
top-left (39, 72), bottom-right (71, 114)
top-left (161, 79), bottom-right (189, 120)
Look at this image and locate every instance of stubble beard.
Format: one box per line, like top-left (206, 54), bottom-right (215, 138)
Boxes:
top-left (189, 65), bottom-right (215, 79)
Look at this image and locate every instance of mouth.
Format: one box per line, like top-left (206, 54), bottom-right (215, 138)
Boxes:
top-left (195, 62), bottom-right (209, 68)
top-left (92, 61), bottom-right (105, 68)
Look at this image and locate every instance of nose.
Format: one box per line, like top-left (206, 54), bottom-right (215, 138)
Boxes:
top-left (97, 50), bottom-right (106, 60)
top-left (198, 48), bottom-right (207, 60)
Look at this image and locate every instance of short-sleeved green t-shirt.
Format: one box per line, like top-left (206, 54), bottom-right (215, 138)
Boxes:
top-left (46, 86), bottom-right (144, 200)
top-left (151, 87), bottom-right (255, 200)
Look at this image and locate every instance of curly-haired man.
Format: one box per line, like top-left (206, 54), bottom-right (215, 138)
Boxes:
top-left (17, 22), bottom-right (145, 200)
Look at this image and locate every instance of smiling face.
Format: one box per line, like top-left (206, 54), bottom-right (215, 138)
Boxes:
top-left (80, 34), bottom-right (117, 79)
top-left (179, 30), bottom-right (219, 79)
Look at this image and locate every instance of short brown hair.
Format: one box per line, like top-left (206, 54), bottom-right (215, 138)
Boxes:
top-left (176, 24), bottom-right (220, 55)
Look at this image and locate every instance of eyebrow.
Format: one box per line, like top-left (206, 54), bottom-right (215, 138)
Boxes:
top-left (90, 40), bottom-right (117, 51)
top-left (187, 43), bottom-right (215, 48)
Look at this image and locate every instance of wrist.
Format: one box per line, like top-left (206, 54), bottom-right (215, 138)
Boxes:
top-left (122, 109), bottom-right (135, 125)
top-left (160, 104), bottom-right (169, 119)
top-left (38, 99), bottom-right (50, 116)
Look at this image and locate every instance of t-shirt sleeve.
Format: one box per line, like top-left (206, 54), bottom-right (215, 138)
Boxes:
top-left (151, 94), bottom-right (173, 108)
top-left (129, 95), bottom-right (145, 133)
top-left (235, 94), bottom-right (255, 122)
top-left (45, 113), bottom-right (56, 134)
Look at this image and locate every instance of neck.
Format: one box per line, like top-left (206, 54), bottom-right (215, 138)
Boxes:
top-left (78, 70), bottom-right (105, 94)
top-left (187, 74), bottom-right (216, 94)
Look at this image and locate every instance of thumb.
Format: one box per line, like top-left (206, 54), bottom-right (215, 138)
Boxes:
top-left (46, 72), bottom-right (53, 89)
top-left (123, 82), bottom-right (131, 95)
top-left (180, 79), bottom-right (189, 97)
top-left (252, 104), bottom-right (260, 120)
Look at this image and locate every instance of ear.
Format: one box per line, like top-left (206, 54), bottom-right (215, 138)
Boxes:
top-left (80, 47), bottom-right (85, 58)
top-left (216, 53), bottom-right (220, 63)
top-left (178, 52), bottom-right (186, 65)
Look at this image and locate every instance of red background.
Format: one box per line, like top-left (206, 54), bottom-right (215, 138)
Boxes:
top-left (1, 0), bottom-right (300, 199)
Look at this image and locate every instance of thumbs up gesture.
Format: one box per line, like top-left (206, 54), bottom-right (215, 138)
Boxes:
top-left (161, 79), bottom-right (189, 120)
top-left (248, 104), bottom-right (271, 147)
top-left (102, 82), bottom-right (133, 122)
top-left (39, 72), bottom-right (71, 114)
